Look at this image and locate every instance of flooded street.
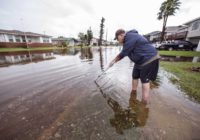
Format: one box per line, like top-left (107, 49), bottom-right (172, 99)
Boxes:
top-left (0, 47), bottom-right (200, 140)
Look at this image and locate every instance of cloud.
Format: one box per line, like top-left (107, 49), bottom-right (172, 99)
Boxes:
top-left (0, 0), bottom-right (200, 39)
top-left (179, 7), bottom-right (191, 14)
top-left (68, 0), bottom-right (94, 15)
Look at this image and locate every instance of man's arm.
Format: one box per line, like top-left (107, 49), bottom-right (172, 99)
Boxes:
top-left (109, 32), bottom-right (140, 67)
top-left (119, 33), bottom-right (138, 58)
top-left (109, 54), bottom-right (123, 67)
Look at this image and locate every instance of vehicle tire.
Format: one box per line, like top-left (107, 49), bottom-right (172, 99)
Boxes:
top-left (168, 47), bottom-right (173, 51)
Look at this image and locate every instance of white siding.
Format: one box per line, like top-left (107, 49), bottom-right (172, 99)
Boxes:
top-left (187, 19), bottom-right (200, 38)
top-left (14, 36), bottom-right (22, 42)
top-left (0, 34), bottom-right (7, 42)
top-left (187, 30), bottom-right (200, 38)
top-left (31, 37), bottom-right (40, 43)
top-left (42, 37), bottom-right (50, 43)
top-left (68, 40), bottom-right (75, 46)
top-left (39, 37), bottom-right (43, 43)
top-left (7, 35), bottom-right (15, 42)
top-left (150, 35), bottom-right (159, 41)
top-left (49, 38), bottom-right (52, 43)
top-left (0, 33), bottom-right (51, 43)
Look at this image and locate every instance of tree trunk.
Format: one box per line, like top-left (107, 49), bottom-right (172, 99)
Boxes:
top-left (160, 15), bottom-right (168, 42)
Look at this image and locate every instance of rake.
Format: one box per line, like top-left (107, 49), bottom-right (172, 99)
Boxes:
top-left (94, 66), bottom-right (113, 98)
top-left (95, 66), bottom-right (110, 80)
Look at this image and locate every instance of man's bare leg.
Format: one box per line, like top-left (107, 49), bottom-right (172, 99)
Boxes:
top-left (132, 79), bottom-right (138, 91)
top-left (141, 83), bottom-right (150, 103)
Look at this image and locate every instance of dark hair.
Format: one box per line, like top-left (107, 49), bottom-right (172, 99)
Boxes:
top-left (114, 29), bottom-right (125, 40)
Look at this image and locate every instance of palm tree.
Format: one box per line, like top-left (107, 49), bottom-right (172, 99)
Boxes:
top-left (157, 0), bottom-right (181, 42)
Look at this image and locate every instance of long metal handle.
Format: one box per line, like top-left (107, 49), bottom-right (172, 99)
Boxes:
top-left (96, 66), bottom-right (110, 79)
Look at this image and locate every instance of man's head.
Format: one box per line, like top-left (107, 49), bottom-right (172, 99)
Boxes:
top-left (114, 29), bottom-right (125, 43)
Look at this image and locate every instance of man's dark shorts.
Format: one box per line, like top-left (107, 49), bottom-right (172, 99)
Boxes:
top-left (132, 59), bottom-right (159, 83)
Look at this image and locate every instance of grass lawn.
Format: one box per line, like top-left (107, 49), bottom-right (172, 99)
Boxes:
top-left (159, 51), bottom-right (200, 57)
top-left (160, 61), bottom-right (200, 102)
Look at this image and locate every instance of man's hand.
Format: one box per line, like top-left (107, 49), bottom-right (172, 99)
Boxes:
top-left (109, 54), bottom-right (122, 68)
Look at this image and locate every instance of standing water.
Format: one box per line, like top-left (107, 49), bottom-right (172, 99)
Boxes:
top-left (0, 47), bottom-right (200, 140)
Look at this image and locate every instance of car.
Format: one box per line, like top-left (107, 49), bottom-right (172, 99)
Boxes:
top-left (158, 40), bottom-right (196, 51)
top-left (153, 42), bottom-right (162, 49)
top-left (154, 41), bottom-right (172, 49)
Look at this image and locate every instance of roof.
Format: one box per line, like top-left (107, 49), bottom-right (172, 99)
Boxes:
top-left (145, 31), bottom-right (161, 36)
top-left (177, 25), bottom-right (188, 31)
top-left (52, 37), bottom-right (79, 43)
top-left (0, 29), bottom-right (51, 37)
top-left (183, 17), bottom-right (200, 25)
top-left (165, 26), bottom-right (180, 33)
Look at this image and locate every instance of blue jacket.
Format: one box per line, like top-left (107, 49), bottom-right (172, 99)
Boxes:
top-left (119, 30), bottom-right (157, 65)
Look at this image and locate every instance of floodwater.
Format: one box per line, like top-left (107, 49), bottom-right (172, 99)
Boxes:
top-left (0, 47), bottom-right (200, 140)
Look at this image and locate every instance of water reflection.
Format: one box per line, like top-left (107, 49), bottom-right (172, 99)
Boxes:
top-left (54, 47), bottom-right (79, 56)
top-left (0, 47), bottom-right (82, 67)
top-left (102, 90), bottom-right (149, 134)
top-left (104, 47), bottom-right (108, 64)
top-left (0, 50), bottom-right (54, 66)
top-left (150, 73), bottom-right (161, 89)
top-left (79, 47), bottom-right (93, 60)
top-left (98, 47), bottom-right (104, 71)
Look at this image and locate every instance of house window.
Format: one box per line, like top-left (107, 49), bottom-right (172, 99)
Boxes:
top-left (7, 35), bottom-right (14, 42)
top-left (15, 36), bottom-right (21, 42)
top-left (27, 38), bottom-right (32, 42)
top-left (43, 37), bottom-right (49, 43)
top-left (192, 21), bottom-right (200, 31)
top-left (22, 36), bottom-right (26, 42)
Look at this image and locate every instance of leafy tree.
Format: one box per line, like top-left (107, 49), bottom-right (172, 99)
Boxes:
top-left (78, 32), bottom-right (86, 46)
top-left (87, 27), bottom-right (93, 46)
top-left (98, 17), bottom-right (105, 46)
top-left (57, 36), bottom-right (68, 47)
top-left (61, 41), bottom-right (68, 47)
top-left (157, 0), bottom-right (181, 42)
top-left (84, 34), bottom-right (88, 46)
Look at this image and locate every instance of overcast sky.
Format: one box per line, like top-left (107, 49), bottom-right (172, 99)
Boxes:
top-left (0, 0), bottom-right (200, 40)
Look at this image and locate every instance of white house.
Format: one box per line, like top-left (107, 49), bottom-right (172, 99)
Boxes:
top-left (164, 17), bottom-right (200, 44)
top-left (90, 37), bottom-right (99, 46)
top-left (52, 37), bottom-right (79, 47)
top-left (175, 25), bottom-right (188, 40)
top-left (164, 26), bottom-right (180, 40)
top-left (144, 31), bottom-right (161, 42)
top-left (184, 17), bottom-right (200, 45)
top-left (90, 37), bottom-right (112, 46)
top-left (0, 29), bottom-right (52, 48)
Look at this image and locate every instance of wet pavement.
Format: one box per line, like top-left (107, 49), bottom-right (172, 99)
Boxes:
top-left (0, 47), bottom-right (200, 140)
